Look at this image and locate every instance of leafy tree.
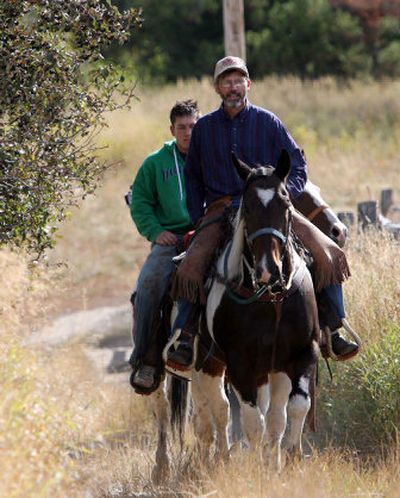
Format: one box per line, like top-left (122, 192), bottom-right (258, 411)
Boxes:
top-left (108, 0), bottom-right (224, 82)
top-left (247, 0), bottom-right (370, 79)
top-left (378, 16), bottom-right (400, 76)
top-left (110, 0), bottom-right (400, 81)
top-left (0, 0), bottom-right (142, 254)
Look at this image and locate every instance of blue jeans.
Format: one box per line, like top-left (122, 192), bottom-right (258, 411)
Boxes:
top-left (323, 283), bottom-right (346, 319)
top-left (130, 243), bottom-right (178, 366)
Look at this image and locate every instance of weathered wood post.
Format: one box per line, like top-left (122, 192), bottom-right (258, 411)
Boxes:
top-left (380, 188), bottom-right (393, 216)
top-left (223, 0), bottom-right (246, 60)
top-left (337, 211), bottom-right (355, 228)
top-left (357, 200), bottom-right (379, 230)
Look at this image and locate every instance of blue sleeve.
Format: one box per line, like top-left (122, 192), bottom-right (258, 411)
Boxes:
top-left (185, 122), bottom-right (206, 225)
top-left (273, 119), bottom-right (307, 199)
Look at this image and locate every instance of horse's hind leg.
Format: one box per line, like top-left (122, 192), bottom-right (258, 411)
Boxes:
top-left (283, 373), bottom-right (311, 460)
top-left (264, 372), bottom-right (292, 472)
top-left (149, 378), bottom-right (170, 483)
top-left (209, 375), bottom-right (230, 460)
top-left (192, 371), bottom-right (230, 461)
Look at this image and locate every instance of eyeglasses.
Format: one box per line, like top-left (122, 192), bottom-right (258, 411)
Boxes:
top-left (219, 78), bottom-right (247, 89)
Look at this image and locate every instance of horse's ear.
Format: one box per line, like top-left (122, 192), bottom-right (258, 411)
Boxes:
top-left (275, 149), bottom-right (291, 181)
top-left (232, 152), bottom-right (252, 180)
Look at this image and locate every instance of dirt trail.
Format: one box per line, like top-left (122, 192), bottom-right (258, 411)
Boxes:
top-left (28, 303), bottom-right (133, 385)
top-left (28, 232), bottom-right (151, 384)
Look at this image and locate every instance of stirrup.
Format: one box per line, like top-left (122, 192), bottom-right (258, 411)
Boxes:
top-left (321, 321), bottom-right (361, 362)
top-left (165, 363), bottom-right (192, 381)
top-left (162, 328), bottom-right (196, 380)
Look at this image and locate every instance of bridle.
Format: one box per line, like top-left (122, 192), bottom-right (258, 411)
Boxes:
top-left (222, 192), bottom-right (293, 305)
top-left (306, 204), bottom-right (329, 223)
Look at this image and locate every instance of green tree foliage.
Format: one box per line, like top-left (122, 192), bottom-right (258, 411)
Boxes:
top-left (0, 0), bottom-right (141, 254)
top-left (378, 16), bottom-right (400, 77)
top-left (247, 0), bottom-right (370, 78)
top-left (110, 0), bottom-right (399, 82)
top-left (109, 0), bottom-right (223, 82)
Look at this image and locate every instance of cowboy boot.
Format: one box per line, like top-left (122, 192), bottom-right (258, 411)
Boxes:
top-left (317, 290), bottom-right (360, 361)
top-left (166, 328), bottom-right (197, 370)
top-left (166, 304), bottom-right (200, 371)
top-left (329, 329), bottom-right (359, 361)
top-left (128, 291), bottom-right (159, 392)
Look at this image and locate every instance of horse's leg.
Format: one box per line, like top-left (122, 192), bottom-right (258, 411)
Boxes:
top-left (258, 383), bottom-right (270, 418)
top-left (149, 378), bottom-right (170, 483)
top-left (192, 370), bottom-right (230, 462)
top-left (283, 374), bottom-right (311, 460)
top-left (264, 372), bottom-right (292, 472)
top-left (208, 375), bottom-right (230, 460)
top-left (191, 370), bottom-right (216, 461)
top-left (227, 384), bottom-right (242, 443)
top-left (233, 386), bottom-right (265, 451)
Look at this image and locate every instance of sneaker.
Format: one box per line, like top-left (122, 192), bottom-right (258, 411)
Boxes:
top-left (330, 330), bottom-right (359, 361)
top-left (130, 365), bottom-right (156, 389)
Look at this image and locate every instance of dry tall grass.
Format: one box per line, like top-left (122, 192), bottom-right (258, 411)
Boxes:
top-left (2, 78), bottom-right (400, 496)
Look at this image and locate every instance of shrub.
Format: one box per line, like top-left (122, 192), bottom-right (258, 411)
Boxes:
top-left (0, 0), bottom-right (142, 255)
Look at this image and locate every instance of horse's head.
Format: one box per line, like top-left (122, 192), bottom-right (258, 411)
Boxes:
top-left (233, 150), bottom-right (292, 293)
top-left (293, 181), bottom-right (348, 248)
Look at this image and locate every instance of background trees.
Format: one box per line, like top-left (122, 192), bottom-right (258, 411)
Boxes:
top-left (109, 0), bottom-right (400, 82)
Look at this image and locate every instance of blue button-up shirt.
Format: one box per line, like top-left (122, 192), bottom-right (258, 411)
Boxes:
top-left (185, 101), bottom-right (308, 224)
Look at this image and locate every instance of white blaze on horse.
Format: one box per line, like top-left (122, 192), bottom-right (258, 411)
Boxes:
top-left (192, 150), bottom-right (320, 471)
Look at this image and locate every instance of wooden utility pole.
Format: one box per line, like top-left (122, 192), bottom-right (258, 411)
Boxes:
top-left (223, 0), bottom-right (246, 61)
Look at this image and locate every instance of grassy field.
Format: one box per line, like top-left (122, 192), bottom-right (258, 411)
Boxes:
top-left (1, 77), bottom-right (400, 496)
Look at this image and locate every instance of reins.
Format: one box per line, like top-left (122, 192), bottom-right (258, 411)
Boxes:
top-left (222, 240), bottom-right (271, 305)
top-left (220, 207), bottom-right (293, 305)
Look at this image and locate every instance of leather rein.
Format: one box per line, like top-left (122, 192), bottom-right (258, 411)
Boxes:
top-left (220, 209), bottom-right (300, 305)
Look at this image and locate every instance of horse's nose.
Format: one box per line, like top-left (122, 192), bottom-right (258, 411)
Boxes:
top-left (256, 267), bottom-right (272, 285)
top-left (330, 222), bottom-right (348, 248)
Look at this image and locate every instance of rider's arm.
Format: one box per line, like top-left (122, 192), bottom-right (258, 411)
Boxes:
top-left (130, 158), bottom-right (164, 243)
top-left (184, 122), bottom-right (206, 225)
top-left (273, 119), bottom-right (308, 200)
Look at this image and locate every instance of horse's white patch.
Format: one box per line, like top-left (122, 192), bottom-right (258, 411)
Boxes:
top-left (305, 181), bottom-right (323, 205)
top-left (206, 280), bottom-right (226, 340)
top-left (299, 375), bottom-right (310, 394)
top-left (233, 386), bottom-right (265, 448)
top-left (256, 187), bottom-right (275, 207)
top-left (257, 383), bottom-right (270, 416)
top-left (192, 371), bottom-right (229, 456)
top-left (219, 213), bottom-right (245, 280)
top-left (284, 393), bottom-right (311, 454)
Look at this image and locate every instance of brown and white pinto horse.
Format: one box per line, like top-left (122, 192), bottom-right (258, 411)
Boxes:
top-left (191, 151), bottom-right (320, 470)
top-left (145, 160), bottom-right (346, 477)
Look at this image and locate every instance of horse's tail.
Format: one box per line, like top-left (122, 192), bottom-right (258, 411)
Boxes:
top-left (169, 377), bottom-right (190, 446)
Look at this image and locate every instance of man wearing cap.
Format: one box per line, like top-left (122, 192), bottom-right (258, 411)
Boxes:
top-left (165, 57), bottom-right (359, 373)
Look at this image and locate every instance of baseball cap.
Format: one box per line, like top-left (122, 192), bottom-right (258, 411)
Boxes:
top-left (213, 56), bottom-right (249, 82)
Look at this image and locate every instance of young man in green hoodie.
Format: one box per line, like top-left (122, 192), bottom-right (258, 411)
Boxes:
top-left (128, 100), bottom-right (199, 392)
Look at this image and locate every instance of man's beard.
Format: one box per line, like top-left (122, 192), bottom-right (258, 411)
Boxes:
top-left (224, 92), bottom-right (246, 109)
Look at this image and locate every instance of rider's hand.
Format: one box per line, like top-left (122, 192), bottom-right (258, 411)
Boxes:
top-left (155, 230), bottom-right (178, 246)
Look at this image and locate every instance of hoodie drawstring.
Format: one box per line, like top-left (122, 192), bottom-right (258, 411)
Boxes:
top-left (173, 145), bottom-right (184, 201)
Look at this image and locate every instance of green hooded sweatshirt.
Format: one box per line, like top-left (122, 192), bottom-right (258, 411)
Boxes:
top-left (130, 140), bottom-right (193, 242)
